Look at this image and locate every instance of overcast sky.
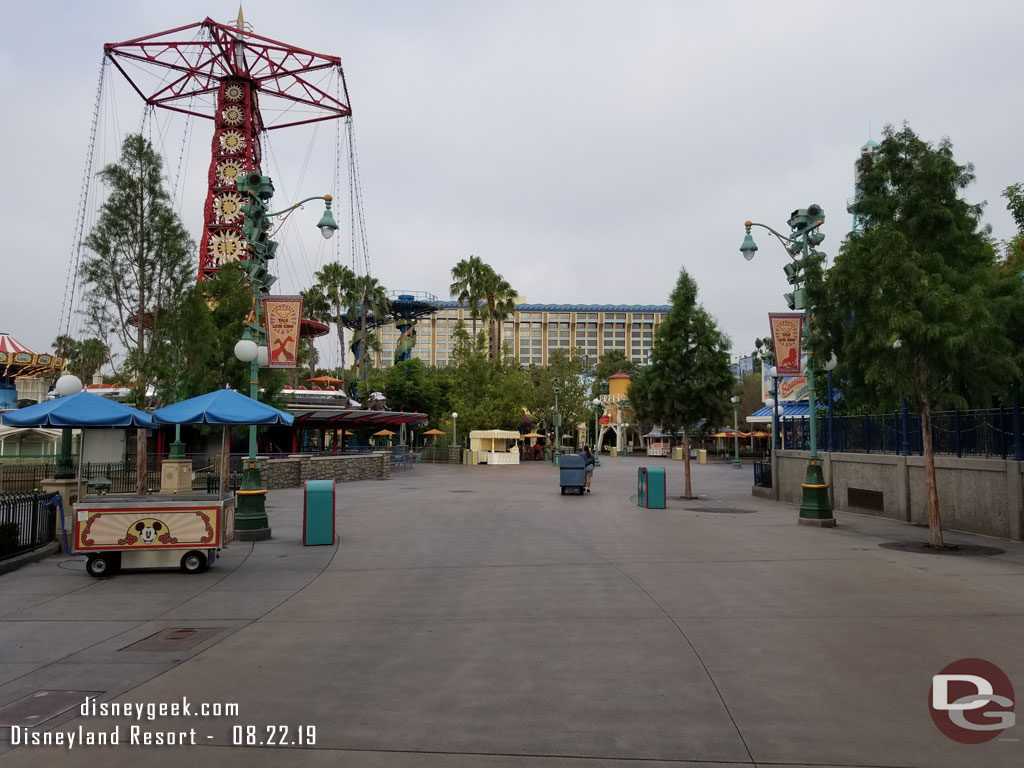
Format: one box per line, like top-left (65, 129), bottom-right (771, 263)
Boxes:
top-left (2, 1), bottom-right (1022, 370)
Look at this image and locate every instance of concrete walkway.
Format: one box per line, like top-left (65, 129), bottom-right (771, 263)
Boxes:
top-left (1, 456), bottom-right (1022, 767)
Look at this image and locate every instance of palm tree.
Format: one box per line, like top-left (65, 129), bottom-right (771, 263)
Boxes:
top-left (348, 274), bottom-right (389, 383)
top-left (477, 268), bottom-right (518, 361)
top-left (449, 255), bottom-right (485, 337)
top-left (312, 262), bottom-right (356, 370)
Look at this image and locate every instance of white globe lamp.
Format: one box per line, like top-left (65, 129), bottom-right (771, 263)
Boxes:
top-left (55, 374), bottom-right (83, 397)
top-left (234, 339), bottom-right (259, 363)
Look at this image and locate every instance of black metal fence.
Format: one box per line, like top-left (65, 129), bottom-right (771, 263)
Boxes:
top-left (776, 407), bottom-right (1023, 459)
top-left (0, 462), bottom-right (61, 492)
top-left (0, 492), bottom-right (57, 559)
top-left (753, 461), bottom-right (772, 488)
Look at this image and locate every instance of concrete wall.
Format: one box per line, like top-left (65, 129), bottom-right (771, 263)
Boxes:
top-left (768, 450), bottom-right (1024, 541)
top-left (261, 453), bottom-right (391, 490)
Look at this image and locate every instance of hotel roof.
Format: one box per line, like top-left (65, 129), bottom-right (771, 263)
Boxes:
top-left (431, 302), bottom-right (671, 312)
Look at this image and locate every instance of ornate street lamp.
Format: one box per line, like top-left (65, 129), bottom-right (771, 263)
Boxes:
top-left (591, 396), bottom-right (602, 467)
top-left (740, 206), bottom-right (834, 526)
top-left (730, 395), bottom-right (742, 468)
top-left (232, 172), bottom-right (338, 540)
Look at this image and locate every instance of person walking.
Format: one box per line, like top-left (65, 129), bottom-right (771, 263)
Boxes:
top-left (581, 445), bottom-right (595, 492)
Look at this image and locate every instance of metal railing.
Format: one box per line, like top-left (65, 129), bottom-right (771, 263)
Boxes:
top-left (753, 461), bottom-right (772, 488)
top-left (776, 406), bottom-right (1022, 459)
top-left (0, 491), bottom-right (57, 559)
top-left (0, 462), bottom-right (62, 492)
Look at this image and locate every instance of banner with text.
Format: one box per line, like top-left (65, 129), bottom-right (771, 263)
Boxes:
top-left (264, 296), bottom-right (303, 368)
top-left (769, 313), bottom-right (804, 376)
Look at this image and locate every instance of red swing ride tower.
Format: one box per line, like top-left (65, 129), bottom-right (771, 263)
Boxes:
top-left (103, 10), bottom-right (352, 282)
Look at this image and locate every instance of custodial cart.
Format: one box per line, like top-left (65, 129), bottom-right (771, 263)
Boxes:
top-left (72, 493), bottom-right (236, 577)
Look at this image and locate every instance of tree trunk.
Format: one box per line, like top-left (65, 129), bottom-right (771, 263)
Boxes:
top-left (683, 432), bottom-right (692, 498)
top-left (920, 399), bottom-right (944, 547)
top-left (136, 160), bottom-right (147, 497)
top-left (360, 300), bottom-right (368, 382)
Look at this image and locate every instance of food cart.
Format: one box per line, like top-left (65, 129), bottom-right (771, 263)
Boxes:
top-left (468, 429), bottom-right (521, 465)
top-left (72, 493), bottom-right (234, 576)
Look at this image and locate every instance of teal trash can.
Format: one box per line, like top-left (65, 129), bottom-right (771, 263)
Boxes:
top-left (303, 480), bottom-right (336, 546)
top-left (637, 467), bottom-right (666, 509)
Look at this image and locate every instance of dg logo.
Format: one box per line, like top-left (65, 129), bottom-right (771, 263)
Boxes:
top-left (930, 658), bottom-right (1016, 744)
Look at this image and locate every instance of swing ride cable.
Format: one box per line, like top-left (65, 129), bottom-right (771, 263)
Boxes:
top-left (60, 57), bottom-right (107, 340)
top-left (346, 117), bottom-right (372, 276)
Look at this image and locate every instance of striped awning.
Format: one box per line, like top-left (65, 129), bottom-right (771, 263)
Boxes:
top-left (0, 333), bottom-right (34, 355)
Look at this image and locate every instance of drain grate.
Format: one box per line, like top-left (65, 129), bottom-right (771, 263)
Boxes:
top-left (121, 627), bottom-right (225, 652)
top-left (449, 490), bottom-right (475, 493)
top-left (0, 690), bottom-right (101, 727)
top-left (685, 507), bottom-right (756, 514)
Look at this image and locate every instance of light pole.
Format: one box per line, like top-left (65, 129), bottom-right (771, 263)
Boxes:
top-left (740, 206), bottom-right (834, 526)
top-left (730, 395), bottom-right (742, 468)
top-left (233, 171), bottom-right (338, 540)
top-left (824, 355), bottom-right (837, 452)
top-left (452, 412), bottom-right (458, 448)
top-left (591, 397), bottom-right (602, 467)
top-left (53, 374), bottom-right (83, 479)
top-left (552, 382), bottom-right (562, 467)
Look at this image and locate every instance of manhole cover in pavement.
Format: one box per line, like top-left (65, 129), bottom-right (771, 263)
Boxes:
top-left (449, 490), bottom-right (475, 493)
top-left (879, 542), bottom-right (1004, 557)
top-left (0, 690), bottom-right (101, 727)
top-left (685, 507), bottom-right (757, 514)
top-left (121, 627), bottom-right (226, 652)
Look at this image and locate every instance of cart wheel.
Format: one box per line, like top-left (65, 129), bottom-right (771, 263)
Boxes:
top-left (560, 487), bottom-right (566, 495)
top-left (180, 551), bottom-right (207, 574)
top-left (86, 554), bottom-right (114, 578)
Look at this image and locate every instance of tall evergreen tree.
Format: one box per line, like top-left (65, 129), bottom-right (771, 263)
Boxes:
top-left (632, 269), bottom-right (733, 497)
top-left (81, 133), bottom-right (195, 404)
top-left (806, 124), bottom-right (1019, 547)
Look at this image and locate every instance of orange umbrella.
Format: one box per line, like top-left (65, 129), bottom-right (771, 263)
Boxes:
top-left (307, 375), bottom-right (346, 385)
top-left (423, 428), bottom-right (445, 436)
top-left (373, 429), bottom-right (396, 437)
top-left (521, 432), bottom-right (545, 438)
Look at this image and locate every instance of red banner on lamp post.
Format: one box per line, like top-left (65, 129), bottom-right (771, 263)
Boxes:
top-left (769, 313), bottom-right (804, 376)
top-left (264, 296), bottom-right (303, 368)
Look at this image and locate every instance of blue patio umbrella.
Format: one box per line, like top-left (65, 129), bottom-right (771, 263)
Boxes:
top-left (153, 389), bottom-right (292, 496)
top-left (152, 388), bottom-right (293, 426)
top-left (1, 390), bottom-right (157, 429)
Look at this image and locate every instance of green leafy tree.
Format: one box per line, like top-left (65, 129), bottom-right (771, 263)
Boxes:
top-left (450, 255), bottom-right (486, 336)
top-left (589, 349), bottom-right (637, 399)
top-left (80, 133), bottom-right (195, 405)
top-left (447, 322), bottom-right (529, 436)
top-left (806, 124), bottom-right (1019, 547)
top-left (634, 269), bottom-right (734, 497)
top-left (732, 373), bottom-right (764, 432)
top-left (52, 336), bottom-right (109, 382)
top-left (526, 349), bottom-right (589, 445)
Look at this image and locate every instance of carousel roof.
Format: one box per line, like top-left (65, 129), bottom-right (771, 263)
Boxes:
top-left (0, 333), bottom-right (65, 377)
top-left (291, 408), bottom-right (427, 428)
top-left (0, 333), bottom-right (34, 355)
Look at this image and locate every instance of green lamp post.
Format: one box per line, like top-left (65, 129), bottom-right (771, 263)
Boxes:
top-left (552, 382), bottom-right (561, 467)
top-left (232, 171), bottom-right (339, 541)
top-left (739, 205), bottom-right (834, 527)
top-left (53, 374), bottom-right (83, 479)
top-left (730, 395), bottom-right (742, 468)
top-left (591, 396), bottom-right (602, 467)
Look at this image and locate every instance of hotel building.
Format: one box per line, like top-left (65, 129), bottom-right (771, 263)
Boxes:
top-left (377, 303), bottom-right (671, 367)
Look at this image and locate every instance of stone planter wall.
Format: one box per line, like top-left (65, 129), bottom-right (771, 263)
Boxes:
top-left (261, 453), bottom-right (391, 490)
